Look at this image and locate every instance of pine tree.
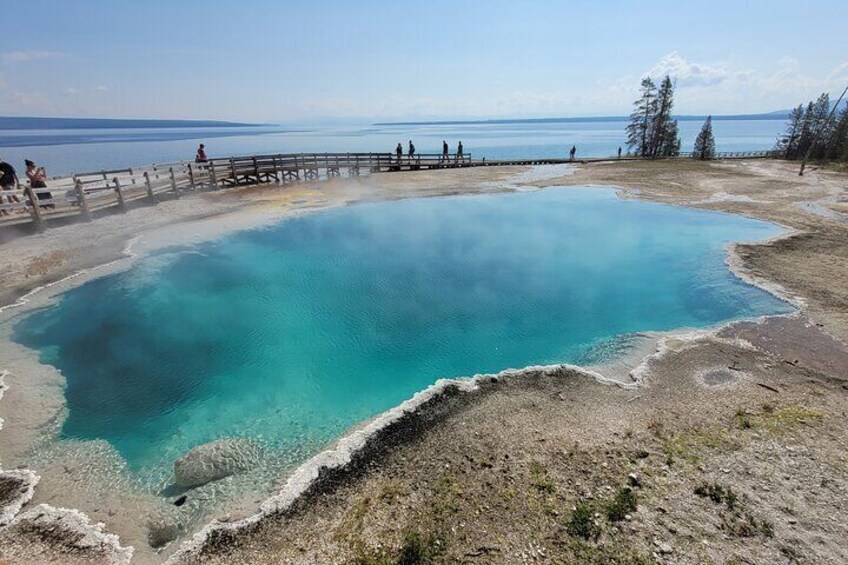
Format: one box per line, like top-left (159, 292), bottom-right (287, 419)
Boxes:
top-left (626, 78), bottom-right (657, 157)
top-left (780, 92), bottom-right (848, 163)
top-left (692, 116), bottom-right (716, 160)
top-left (796, 101), bottom-right (816, 158)
top-left (805, 93), bottom-right (832, 159)
top-left (828, 102), bottom-right (848, 161)
top-left (776, 104), bottom-right (805, 159)
top-left (648, 76), bottom-right (681, 158)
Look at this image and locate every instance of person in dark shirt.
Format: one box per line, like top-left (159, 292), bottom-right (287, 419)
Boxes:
top-left (442, 140), bottom-right (449, 163)
top-left (0, 158), bottom-right (20, 214)
top-left (456, 141), bottom-right (464, 162)
top-left (569, 145), bottom-right (576, 160)
top-left (195, 143), bottom-right (208, 163)
top-left (395, 143), bottom-right (403, 161)
top-left (408, 140), bottom-right (415, 160)
top-left (25, 159), bottom-right (53, 208)
top-left (617, 146), bottom-right (622, 159)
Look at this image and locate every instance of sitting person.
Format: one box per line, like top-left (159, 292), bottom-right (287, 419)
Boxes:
top-left (195, 143), bottom-right (208, 163)
top-left (0, 157), bottom-right (19, 215)
top-left (25, 159), bottom-right (54, 209)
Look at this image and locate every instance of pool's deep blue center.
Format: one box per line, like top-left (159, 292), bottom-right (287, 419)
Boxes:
top-left (13, 187), bottom-right (791, 480)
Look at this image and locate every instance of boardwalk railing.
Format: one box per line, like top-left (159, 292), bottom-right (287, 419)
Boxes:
top-left (0, 149), bottom-right (777, 232)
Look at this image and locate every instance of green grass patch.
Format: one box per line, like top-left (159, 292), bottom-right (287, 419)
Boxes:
top-left (529, 460), bottom-right (556, 494)
top-left (558, 538), bottom-right (653, 565)
top-left (353, 532), bottom-right (441, 565)
top-left (566, 502), bottom-right (600, 540)
top-left (721, 511), bottom-right (774, 538)
top-left (694, 483), bottom-right (738, 511)
top-left (432, 473), bottom-right (462, 518)
top-left (606, 487), bottom-right (638, 522)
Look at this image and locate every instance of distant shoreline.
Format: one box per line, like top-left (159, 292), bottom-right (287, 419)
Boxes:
top-left (374, 111), bottom-right (790, 127)
top-left (0, 116), bottom-right (267, 130)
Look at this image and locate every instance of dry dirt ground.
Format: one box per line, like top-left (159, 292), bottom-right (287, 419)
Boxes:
top-left (1, 159), bottom-right (847, 564)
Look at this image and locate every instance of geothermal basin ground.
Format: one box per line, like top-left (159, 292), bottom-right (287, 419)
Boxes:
top-left (0, 159), bottom-right (847, 564)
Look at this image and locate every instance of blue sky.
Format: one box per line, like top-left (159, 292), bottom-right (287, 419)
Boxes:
top-left (1, 0), bottom-right (846, 123)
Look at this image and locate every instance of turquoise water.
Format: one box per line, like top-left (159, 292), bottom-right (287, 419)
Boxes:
top-left (13, 187), bottom-right (791, 484)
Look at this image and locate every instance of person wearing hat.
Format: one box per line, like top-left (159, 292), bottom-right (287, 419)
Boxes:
top-left (0, 157), bottom-right (20, 215)
top-left (25, 159), bottom-right (53, 209)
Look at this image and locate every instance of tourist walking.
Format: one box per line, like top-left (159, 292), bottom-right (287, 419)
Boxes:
top-left (442, 140), bottom-right (449, 163)
top-left (25, 159), bottom-right (53, 208)
top-left (408, 140), bottom-right (416, 162)
top-left (395, 143), bottom-right (403, 161)
top-left (617, 146), bottom-right (622, 159)
top-left (0, 157), bottom-right (20, 214)
top-left (456, 141), bottom-right (464, 162)
top-left (569, 145), bottom-right (576, 160)
top-left (195, 143), bottom-right (208, 163)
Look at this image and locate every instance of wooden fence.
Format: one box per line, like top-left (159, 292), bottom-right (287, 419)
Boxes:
top-left (0, 149), bottom-right (778, 232)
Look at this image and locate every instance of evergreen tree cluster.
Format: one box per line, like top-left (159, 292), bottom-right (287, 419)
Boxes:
top-left (626, 75), bottom-right (681, 158)
top-left (776, 93), bottom-right (848, 162)
top-left (692, 116), bottom-right (716, 160)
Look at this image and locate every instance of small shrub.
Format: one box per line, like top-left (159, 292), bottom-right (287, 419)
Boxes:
top-left (530, 460), bottom-right (555, 494)
top-left (606, 487), bottom-right (638, 522)
top-left (721, 512), bottom-right (774, 538)
top-left (353, 544), bottom-right (391, 565)
top-left (396, 532), bottom-right (438, 565)
top-left (694, 483), bottom-right (738, 511)
top-left (734, 409), bottom-right (753, 430)
top-left (566, 502), bottom-right (600, 540)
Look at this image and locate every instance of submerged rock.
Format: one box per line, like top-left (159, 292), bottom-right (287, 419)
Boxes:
top-left (173, 438), bottom-right (260, 488)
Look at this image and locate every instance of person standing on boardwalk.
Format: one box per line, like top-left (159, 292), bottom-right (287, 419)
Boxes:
top-left (195, 143), bottom-right (208, 163)
top-left (569, 145), bottom-right (576, 160)
top-left (456, 141), bottom-right (464, 162)
top-left (408, 140), bottom-right (416, 162)
top-left (0, 157), bottom-right (20, 213)
top-left (395, 143), bottom-right (403, 162)
top-left (617, 146), bottom-right (622, 159)
top-left (442, 140), bottom-right (449, 163)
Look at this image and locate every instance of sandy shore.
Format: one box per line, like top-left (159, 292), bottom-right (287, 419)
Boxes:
top-left (1, 159), bottom-right (847, 564)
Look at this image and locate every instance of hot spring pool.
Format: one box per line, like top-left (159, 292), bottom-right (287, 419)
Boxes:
top-left (13, 186), bottom-right (792, 488)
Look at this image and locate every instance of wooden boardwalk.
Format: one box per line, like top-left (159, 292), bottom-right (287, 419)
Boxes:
top-left (0, 150), bottom-right (779, 232)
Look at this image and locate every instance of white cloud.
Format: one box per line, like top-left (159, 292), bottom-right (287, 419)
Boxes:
top-left (608, 52), bottom-right (848, 114)
top-left (64, 87), bottom-right (79, 95)
top-left (646, 52), bottom-right (731, 87)
top-left (94, 85), bottom-right (110, 92)
top-left (1, 50), bottom-right (65, 64)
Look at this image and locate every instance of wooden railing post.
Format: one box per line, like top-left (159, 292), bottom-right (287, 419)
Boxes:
top-left (143, 171), bottom-right (158, 204)
top-left (273, 154), bottom-right (281, 184)
top-left (75, 179), bottom-right (92, 221)
top-left (25, 185), bottom-right (45, 232)
top-left (187, 162), bottom-right (196, 189)
top-left (208, 161), bottom-right (219, 189)
top-left (169, 167), bottom-right (180, 198)
top-left (113, 177), bottom-right (127, 212)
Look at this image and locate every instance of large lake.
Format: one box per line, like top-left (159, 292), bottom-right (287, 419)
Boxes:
top-left (0, 118), bottom-right (784, 175)
top-left (14, 187), bottom-right (792, 489)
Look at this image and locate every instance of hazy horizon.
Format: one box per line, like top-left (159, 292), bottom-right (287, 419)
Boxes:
top-left (0, 108), bottom-right (795, 129)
